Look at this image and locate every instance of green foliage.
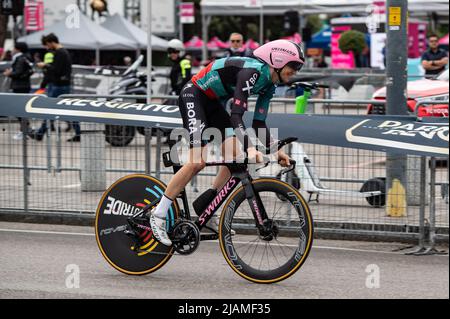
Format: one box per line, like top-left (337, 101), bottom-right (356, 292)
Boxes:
top-left (338, 30), bottom-right (366, 55)
top-left (306, 15), bottom-right (324, 35)
top-left (435, 25), bottom-right (449, 39)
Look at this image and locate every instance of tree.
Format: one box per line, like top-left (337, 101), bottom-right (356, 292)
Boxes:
top-left (338, 30), bottom-right (367, 67)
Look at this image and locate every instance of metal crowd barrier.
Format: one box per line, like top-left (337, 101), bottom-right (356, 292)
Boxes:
top-left (0, 93), bottom-right (448, 249)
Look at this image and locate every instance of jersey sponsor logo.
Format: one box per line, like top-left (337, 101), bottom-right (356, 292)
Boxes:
top-left (243, 81), bottom-right (254, 94)
top-left (182, 93), bottom-right (195, 98)
top-left (243, 73), bottom-right (259, 94)
top-left (186, 102), bottom-right (205, 139)
top-left (198, 73), bottom-right (220, 91)
top-left (249, 73), bottom-right (258, 85)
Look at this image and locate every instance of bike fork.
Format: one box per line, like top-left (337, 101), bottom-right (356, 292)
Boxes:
top-left (241, 176), bottom-right (269, 231)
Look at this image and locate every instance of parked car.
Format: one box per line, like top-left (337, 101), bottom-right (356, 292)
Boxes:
top-left (368, 69), bottom-right (449, 117)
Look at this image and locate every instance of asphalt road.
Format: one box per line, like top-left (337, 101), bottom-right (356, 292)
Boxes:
top-left (0, 222), bottom-right (448, 299)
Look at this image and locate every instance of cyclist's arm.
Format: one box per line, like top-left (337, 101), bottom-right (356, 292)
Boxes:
top-left (252, 86), bottom-right (276, 153)
top-left (230, 68), bottom-right (260, 150)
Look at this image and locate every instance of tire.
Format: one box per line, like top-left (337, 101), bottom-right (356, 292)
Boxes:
top-left (360, 177), bottom-right (386, 207)
top-left (105, 125), bottom-right (136, 147)
top-left (95, 174), bottom-right (180, 276)
top-left (219, 178), bottom-right (314, 284)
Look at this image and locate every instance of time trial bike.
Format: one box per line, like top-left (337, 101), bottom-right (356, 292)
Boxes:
top-left (95, 137), bottom-right (314, 284)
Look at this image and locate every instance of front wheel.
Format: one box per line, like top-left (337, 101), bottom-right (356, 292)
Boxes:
top-left (219, 178), bottom-right (314, 284)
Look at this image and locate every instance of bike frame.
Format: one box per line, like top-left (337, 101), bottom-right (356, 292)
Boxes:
top-left (172, 161), bottom-right (270, 234)
top-left (129, 138), bottom-right (296, 238)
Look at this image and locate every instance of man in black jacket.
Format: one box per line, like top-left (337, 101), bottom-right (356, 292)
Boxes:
top-left (30, 33), bottom-right (80, 142)
top-left (3, 42), bottom-right (32, 93)
top-left (3, 42), bottom-right (33, 140)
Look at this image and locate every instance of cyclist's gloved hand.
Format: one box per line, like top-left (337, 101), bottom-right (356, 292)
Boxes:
top-left (277, 150), bottom-right (291, 167)
top-left (247, 147), bottom-right (264, 164)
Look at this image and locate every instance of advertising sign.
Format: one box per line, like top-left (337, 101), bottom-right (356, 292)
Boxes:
top-left (180, 2), bottom-right (195, 24)
top-left (24, 0), bottom-right (44, 32)
top-left (331, 26), bottom-right (355, 69)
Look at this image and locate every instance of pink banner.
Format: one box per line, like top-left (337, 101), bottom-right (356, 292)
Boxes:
top-left (24, 0), bottom-right (44, 32)
top-left (408, 22), bottom-right (427, 59)
top-left (331, 26), bottom-right (355, 69)
top-left (180, 2), bottom-right (195, 24)
top-left (373, 0), bottom-right (386, 14)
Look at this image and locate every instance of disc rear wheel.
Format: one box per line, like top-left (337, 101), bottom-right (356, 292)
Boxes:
top-left (95, 174), bottom-right (180, 275)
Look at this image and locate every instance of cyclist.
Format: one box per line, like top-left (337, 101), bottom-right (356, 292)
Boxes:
top-left (149, 40), bottom-right (305, 246)
top-left (167, 39), bottom-right (192, 96)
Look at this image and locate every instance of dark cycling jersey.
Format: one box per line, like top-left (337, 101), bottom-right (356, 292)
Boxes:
top-left (192, 57), bottom-right (275, 120)
top-left (191, 57), bottom-right (276, 149)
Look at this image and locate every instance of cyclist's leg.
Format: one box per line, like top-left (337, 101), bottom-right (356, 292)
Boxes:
top-left (205, 101), bottom-right (238, 191)
top-left (150, 82), bottom-right (209, 244)
top-left (212, 136), bottom-right (241, 190)
top-left (164, 82), bottom-right (210, 199)
top-left (164, 147), bottom-right (207, 199)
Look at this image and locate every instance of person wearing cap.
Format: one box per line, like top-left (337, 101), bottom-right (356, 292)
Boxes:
top-left (167, 39), bottom-right (192, 96)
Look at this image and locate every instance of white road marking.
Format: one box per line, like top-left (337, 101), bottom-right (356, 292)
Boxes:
top-left (62, 184), bottom-right (81, 189)
top-left (0, 228), bottom-right (447, 256)
top-left (0, 228), bottom-right (93, 237)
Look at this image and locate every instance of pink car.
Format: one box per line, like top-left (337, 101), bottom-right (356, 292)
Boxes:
top-left (368, 69), bottom-right (449, 117)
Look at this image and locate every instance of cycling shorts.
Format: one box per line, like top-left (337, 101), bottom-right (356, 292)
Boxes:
top-left (178, 82), bottom-right (232, 148)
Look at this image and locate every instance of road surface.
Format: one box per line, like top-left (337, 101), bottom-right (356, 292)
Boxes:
top-left (0, 222), bottom-right (448, 299)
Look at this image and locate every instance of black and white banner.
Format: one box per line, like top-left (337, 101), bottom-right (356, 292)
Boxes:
top-left (0, 94), bottom-right (448, 157)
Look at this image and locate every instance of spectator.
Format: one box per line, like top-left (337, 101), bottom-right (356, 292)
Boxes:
top-left (360, 45), bottom-right (370, 68)
top-left (29, 33), bottom-right (79, 142)
top-left (225, 33), bottom-right (254, 58)
top-left (167, 39), bottom-right (192, 96)
top-left (421, 34), bottom-right (449, 76)
top-left (314, 54), bottom-right (328, 68)
top-left (33, 52), bottom-right (42, 63)
top-left (123, 56), bottom-right (132, 67)
top-left (3, 42), bottom-right (33, 140)
top-left (1, 49), bottom-right (12, 61)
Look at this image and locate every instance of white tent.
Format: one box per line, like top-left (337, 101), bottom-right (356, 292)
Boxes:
top-left (200, 0), bottom-right (449, 16)
top-left (18, 14), bottom-right (137, 64)
top-left (199, 0), bottom-right (449, 60)
top-left (101, 13), bottom-right (169, 51)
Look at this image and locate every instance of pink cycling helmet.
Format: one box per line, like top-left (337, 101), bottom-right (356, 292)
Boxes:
top-left (253, 39), bottom-right (305, 72)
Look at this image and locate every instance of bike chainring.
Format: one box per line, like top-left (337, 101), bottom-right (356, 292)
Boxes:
top-left (170, 220), bottom-right (200, 255)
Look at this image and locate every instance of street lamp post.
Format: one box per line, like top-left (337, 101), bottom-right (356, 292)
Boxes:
top-left (385, 0), bottom-right (409, 217)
